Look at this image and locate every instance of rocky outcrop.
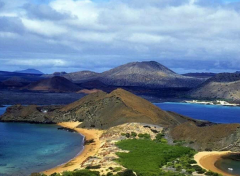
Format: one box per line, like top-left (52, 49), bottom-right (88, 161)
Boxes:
top-left (0, 105), bottom-right (63, 123)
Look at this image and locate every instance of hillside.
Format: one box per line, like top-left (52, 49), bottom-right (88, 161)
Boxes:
top-left (99, 61), bottom-right (205, 88)
top-left (190, 73), bottom-right (240, 101)
top-left (60, 88), bottom-right (196, 128)
top-left (170, 122), bottom-right (240, 151)
top-left (23, 76), bottom-right (81, 92)
top-left (0, 89), bottom-right (196, 128)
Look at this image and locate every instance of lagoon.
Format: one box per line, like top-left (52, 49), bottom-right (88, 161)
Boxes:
top-left (0, 106), bottom-right (84, 176)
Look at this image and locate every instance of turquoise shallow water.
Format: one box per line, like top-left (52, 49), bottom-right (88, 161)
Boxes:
top-left (156, 102), bottom-right (240, 175)
top-left (0, 106), bottom-right (84, 176)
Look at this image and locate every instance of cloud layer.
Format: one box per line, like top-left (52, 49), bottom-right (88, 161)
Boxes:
top-left (0, 0), bottom-right (240, 73)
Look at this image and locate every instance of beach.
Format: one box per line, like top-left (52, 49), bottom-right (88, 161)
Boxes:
top-left (43, 122), bottom-right (103, 175)
top-left (194, 151), bottom-right (234, 176)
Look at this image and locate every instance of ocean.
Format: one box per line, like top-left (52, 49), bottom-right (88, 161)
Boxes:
top-left (0, 106), bottom-right (84, 176)
top-left (155, 102), bottom-right (240, 124)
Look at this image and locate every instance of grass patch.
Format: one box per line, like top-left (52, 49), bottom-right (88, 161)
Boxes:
top-left (115, 139), bottom-right (194, 175)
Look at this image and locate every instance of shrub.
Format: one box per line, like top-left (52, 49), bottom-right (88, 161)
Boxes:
top-left (86, 165), bottom-right (101, 169)
top-left (138, 133), bottom-right (151, 139)
top-left (131, 132), bottom-right (137, 138)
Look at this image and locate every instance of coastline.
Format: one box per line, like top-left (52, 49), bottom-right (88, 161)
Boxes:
top-left (194, 151), bottom-right (234, 176)
top-left (184, 100), bottom-right (240, 107)
top-left (43, 122), bottom-right (103, 175)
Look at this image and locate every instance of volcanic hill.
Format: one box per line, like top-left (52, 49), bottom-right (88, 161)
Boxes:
top-left (0, 89), bottom-right (196, 128)
top-left (190, 73), bottom-right (240, 101)
top-left (99, 61), bottom-right (205, 88)
top-left (23, 76), bottom-right (81, 92)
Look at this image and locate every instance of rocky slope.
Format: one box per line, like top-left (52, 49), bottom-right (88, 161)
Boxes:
top-left (170, 122), bottom-right (240, 151)
top-left (100, 61), bottom-right (205, 88)
top-left (23, 76), bottom-right (81, 92)
top-left (190, 73), bottom-right (240, 101)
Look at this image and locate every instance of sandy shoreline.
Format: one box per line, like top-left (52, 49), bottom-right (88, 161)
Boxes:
top-left (43, 122), bottom-right (102, 175)
top-left (194, 151), bottom-right (235, 176)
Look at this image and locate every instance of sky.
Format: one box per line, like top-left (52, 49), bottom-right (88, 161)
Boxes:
top-left (0, 0), bottom-right (240, 74)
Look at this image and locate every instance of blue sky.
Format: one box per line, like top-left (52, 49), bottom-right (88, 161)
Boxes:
top-left (0, 0), bottom-right (240, 74)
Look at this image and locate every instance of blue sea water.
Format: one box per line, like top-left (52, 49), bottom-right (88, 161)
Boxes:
top-left (155, 102), bottom-right (240, 124)
top-left (0, 106), bottom-right (84, 176)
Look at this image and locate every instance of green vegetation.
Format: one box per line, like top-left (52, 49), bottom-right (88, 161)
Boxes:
top-left (154, 133), bottom-right (167, 143)
top-left (205, 171), bottom-right (223, 176)
top-left (131, 132), bottom-right (137, 138)
top-left (165, 154), bottom-right (208, 174)
top-left (137, 133), bottom-right (151, 139)
top-left (115, 139), bottom-right (194, 176)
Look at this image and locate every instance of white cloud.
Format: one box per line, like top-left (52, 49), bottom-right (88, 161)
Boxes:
top-left (0, 0), bottom-right (240, 73)
top-left (5, 59), bottom-right (68, 67)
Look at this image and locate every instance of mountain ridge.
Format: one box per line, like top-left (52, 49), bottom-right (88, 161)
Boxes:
top-left (41, 61), bottom-right (206, 88)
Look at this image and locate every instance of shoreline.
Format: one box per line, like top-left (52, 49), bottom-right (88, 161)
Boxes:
top-left (184, 100), bottom-right (240, 107)
top-left (43, 122), bottom-right (102, 175)
top-left (194, 151), bottom-right (235, 176)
